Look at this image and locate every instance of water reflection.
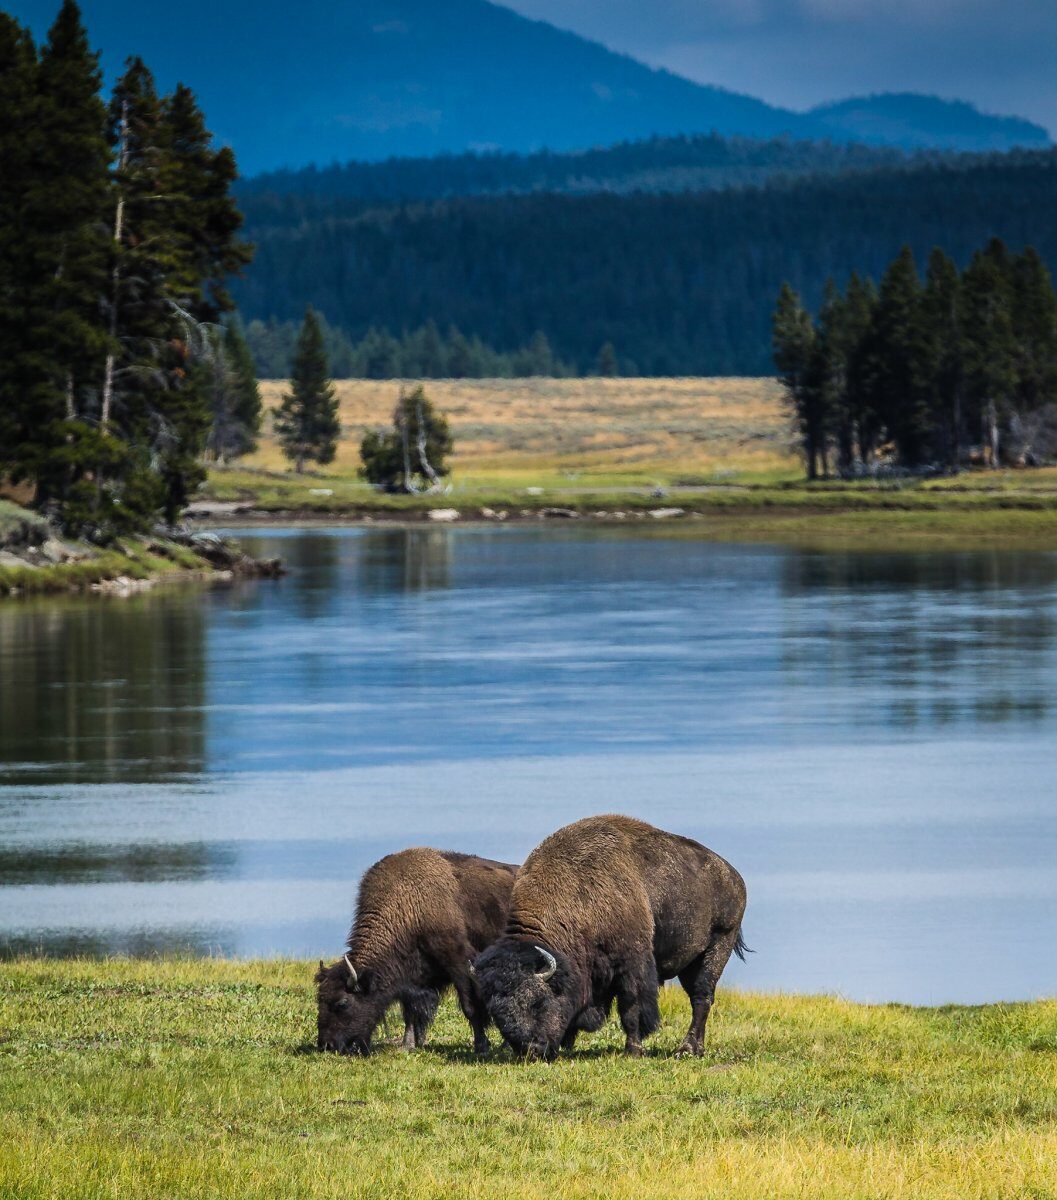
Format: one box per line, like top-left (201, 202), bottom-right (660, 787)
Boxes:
top-left (779, 550), bottom-right (1057, 730)
top-left (359, 527), bottom-right (455, 592)
top-left (0, 593), bottom-right (206, 784)
top-left (1, 528), bottom-right (1056, 1002)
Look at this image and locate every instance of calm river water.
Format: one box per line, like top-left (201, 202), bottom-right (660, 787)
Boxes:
top-left (1, 525), bottom-right (1055, 1004)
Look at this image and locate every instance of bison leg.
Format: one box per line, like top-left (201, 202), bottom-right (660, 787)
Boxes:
top-left (615, 956), bottom-right (660, 1057)
top-left (400, 987), bottom-right (440, 1051)
top-left (675, 928), bottom-right (740, 1057)
top-left (453, 974), bottom-right (492, 1056)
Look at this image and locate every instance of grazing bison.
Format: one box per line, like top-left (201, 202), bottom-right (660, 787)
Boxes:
top-left (471, 814), bottom-right (747, 1059)
top-left (316, 848), bottom-right (517, 1056)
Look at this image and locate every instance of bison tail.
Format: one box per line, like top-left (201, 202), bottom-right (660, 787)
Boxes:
top-left (733, 929), bottom-right (753, 962)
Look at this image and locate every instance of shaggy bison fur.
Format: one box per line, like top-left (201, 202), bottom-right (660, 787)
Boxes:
top-left (471, 815), bottom-right (747, 1059)
top-left (316, 848), bottom-right (517, 1056)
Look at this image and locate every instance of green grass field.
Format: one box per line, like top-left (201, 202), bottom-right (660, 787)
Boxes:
top-left (1, 959), bottom-right (1054, 1199)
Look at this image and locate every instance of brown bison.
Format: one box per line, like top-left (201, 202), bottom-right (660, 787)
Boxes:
top-left (316, 848), bottom-right (517, 1056)
top-left (471, 814), bottom-right (747, 1059)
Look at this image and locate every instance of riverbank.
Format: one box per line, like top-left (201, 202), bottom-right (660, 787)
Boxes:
top-left (193, 375), bottom-right (1057, 548)
top-left (194, 468), bottom-right (1057, 549)
top-left (0, 958), bottom-right (1053, 1200)
top-left (0, 500), bottom-right (282, 599)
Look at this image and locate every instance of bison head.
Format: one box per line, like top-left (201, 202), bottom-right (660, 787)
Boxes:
top-left (471, 940), bottom-right (575, 1060)
top-left (315, 955), bottom-right (387, 1055)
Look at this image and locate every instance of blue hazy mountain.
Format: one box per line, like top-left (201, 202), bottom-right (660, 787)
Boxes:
top-left (8, 0), bottom-right (1051, 174)
top-left (811, 94), bottom-right (1050, 152)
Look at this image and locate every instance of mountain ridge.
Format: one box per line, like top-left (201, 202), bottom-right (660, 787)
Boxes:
top-left (7, 0), bottom-right (1050, 174)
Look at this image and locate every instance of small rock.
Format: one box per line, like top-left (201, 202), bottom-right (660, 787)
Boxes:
top-left (540, 507), bottom-right (578, 519)
top-left (428, 508), bottom-right (461, 522)
top-left (526, 487), bottom-right (543, 496)
top-left (649, 508), bottom-right (686, 519)
top-left (480, 508), bottom-right (497, 520)
top-left (309, 488), bottom-right (334, 497)
top-left (40, 538), bottom-right (69, 564)
top-left (0, 550), bottom-right (35, 569)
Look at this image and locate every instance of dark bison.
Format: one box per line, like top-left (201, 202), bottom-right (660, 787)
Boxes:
top-left (316, 848), bottom-right (517, 1056)
top-left (471, 814), bottom-right (747, 1059)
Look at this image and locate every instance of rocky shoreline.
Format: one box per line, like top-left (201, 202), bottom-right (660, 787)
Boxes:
top-left (186, 499), bottom-right (693, 524)
top-left (0, 501), bottom-right (283, 599)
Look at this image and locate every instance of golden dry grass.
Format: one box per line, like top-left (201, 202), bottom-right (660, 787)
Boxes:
top-left (252, 377), bottom-right (795, 484)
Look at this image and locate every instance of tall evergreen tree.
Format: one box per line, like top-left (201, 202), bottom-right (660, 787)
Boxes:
top-left (773, 283), bottom-right (830, 479)
top-left (14, 0), bottom-right (110, 509)
top-left (840, 272), bottom-right (879, 466)
top-left (1009, 247), bottom-right (1057, 414)
top-left (918, 248), bottom-right (964, 467)
top-left (596, 342), bottom-right (618, 377)
top-left (160, 83), bottom-right (251, 322)
top-left (201, 322), bottom-right (261, 464)
top-left (813, 280), bottom-right (854, 473)
top-left (868, 246), bottom-right (930, 465)
top-left (224, 319), bottom-right (263, 449)
top-left (446, 326), bottom-right (474, 378)
top-left (274, 308), bottom-right (340, 472)
top-left (0, 14), bottom-right (38, 476)
top-left (961, 240), bottom-right (1018, 466)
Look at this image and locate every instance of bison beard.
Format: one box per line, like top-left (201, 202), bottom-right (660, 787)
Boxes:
top-left (472, 814), bottom-right (748, 1059)
top-left (316, 848), bottom-right (517, 1056)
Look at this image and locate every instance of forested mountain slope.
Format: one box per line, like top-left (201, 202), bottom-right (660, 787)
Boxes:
top-left (239, 134), bottom-right (911, 203)
top-left (234, 151), bottom-right (1057, 376)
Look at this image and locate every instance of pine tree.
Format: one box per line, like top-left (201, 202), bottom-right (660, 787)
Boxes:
top-left (596, 342), bottom-right (618, 377)
top-left (407, 320), bottom-right (445, 378)
top-left (0, 14), bottom-right (38, 477)
top-left (772, 283), bottom-right (825, 479)
top-left (202, 322), bottom-right (261, 464)
top-left (446, 326), bottom-right (473, 378)
top-left (841, 272), bottom-right (879, 466)
top-left (961, 241), bottom-right (1018, 466)
top-left (274, 308), bottom-right (340, 472)
top-left (1009, 247), bottom-right (1057, 414)
top-left (224, 320), bottom-right (263, 450)
top-left (919, 249), bottom-right (964, 467)
top-left (814, 280), bottom-right (853, 473)
top-left (159, 83), bottom-right (250, 322)
top-left (359, 386), bottom-right (453, 492)
top-left (869, 246), bottom-right (930, 465)
top-left (16, 0), bottom-right (110, 510)
top-left (526, 330), bottom-right (555, 377)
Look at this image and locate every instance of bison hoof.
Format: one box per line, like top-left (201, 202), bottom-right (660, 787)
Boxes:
top-left (473, 1041), bottom-right (491, 1058)
top-left (675, 1040), bottom-right (703, 1058)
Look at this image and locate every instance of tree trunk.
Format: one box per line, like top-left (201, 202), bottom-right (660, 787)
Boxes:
top-left (986, 400), bottom-right (1000, 468)
top-left (415, 392), bottom-right (442, 491)
top-left (101, 100), bottom-right (129, 435)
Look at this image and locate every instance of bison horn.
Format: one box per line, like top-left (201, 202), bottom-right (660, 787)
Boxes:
top-left (467, 960), bottom-right (477, 979)
top-left (343, 953), bottom-right (358, 987)
top-left (534, 946), bottom-right (557, 980)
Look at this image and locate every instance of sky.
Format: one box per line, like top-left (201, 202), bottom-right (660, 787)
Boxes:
top-left (501, 0), bottom-right (1057, 135)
